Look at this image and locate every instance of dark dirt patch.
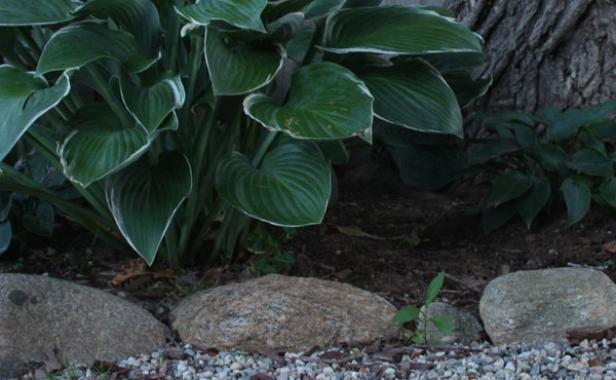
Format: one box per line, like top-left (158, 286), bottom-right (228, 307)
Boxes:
top-left (2, 180), bottom-right (616, 324)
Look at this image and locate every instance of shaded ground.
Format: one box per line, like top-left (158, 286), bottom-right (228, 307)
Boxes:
top-left (2, 177), bottom-right (616, 325)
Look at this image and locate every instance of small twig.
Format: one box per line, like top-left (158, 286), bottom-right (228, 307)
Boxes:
top-left (444, 273), bottom-right (482, 293)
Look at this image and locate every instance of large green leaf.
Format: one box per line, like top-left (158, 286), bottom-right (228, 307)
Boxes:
top-left (205, 27), bottom-right (284, 96)
top-left (361, 59), bottom-right (463, 137)
top-left (75, 0), bottom-right (162, 55)
top-left (322, 6), bottom-right (482, 55)
top-left (244, 62), bottom-right (373, 140)
top-left (37, 23), bottom-right (157, 74)
top-left (0, 65), bottom-right (70, 161)
top-left (216, 140), bottom-right (332, 227)
top-left (59, 105), bottom-right (150, 187)
top-left (301, 0), bottom-right (344, 19)
top-left (106, 152), bottom-right (192, 265)
top-left (443, 71), bottom-right (492, 107)
top-left (176, 0), bottom-right (267, 32)
top-left (485, 170), bottom-right (533, 208)
top-left (562, 177), bottom-right (591, 226)
top-left (515, 178), bottom-right (551, 228)
top-left (567, 148), bottom-right (614, 178)
top-left (119, 75), bottom-right (185, 133)
top-left (0, 0), bottom-right (75, 26)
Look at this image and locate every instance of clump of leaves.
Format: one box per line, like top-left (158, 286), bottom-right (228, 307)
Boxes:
top-left (0, 0), bottom-right (485, 268)
top-left (393, 272), bottom-right (453, 345)
top-left (468, 100), bottom-right (616, 232)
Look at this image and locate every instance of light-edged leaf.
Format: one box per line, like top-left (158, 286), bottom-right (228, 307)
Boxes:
top-left (485, 170), bottom-right (533, 208)
top-left (176, 0), bottom-right (267, 32)
top-left (443, 71), bottom-right (492, 107)
top-left (0, 0), bottom-right (75, 26)
top-left (106, 152), bottom-right (192, 265)
top-left (244, 62), bottom-right (373, 140)
top-left (424, 271), bottom-right (445, 305)
top-left (37, 22), bottom-right (158, 74)
top-left (0, 221), bottom-right (11, 255)
top-left (562, 177), bottom-right (591, 226)
top-left (205, 27), bottom-right (284, 96)
top-left (301, 0), bottom-right (344, 19)
top-left (60, 105), bottom-right (150, 187)
top-left (216, 140), bottom-right (332, 227)
top-left (119, 75), bottom-right (185, 133)
top-left (0, 65), bottom-right (70, 161)
top-left (515, 178), bottom-right (551, 228)
top-left (361, 59), bottom-right (463, 137)
top-left (567, 148), bottom-right (614, 178)
top-left (75, 0), bottom-right (162, 55)
top-left (393, 305), bottom-right (420, 324)
top-left (322, 6), bottom-right (482, 55)
top-left (430, 315), bottom-right (454, 334)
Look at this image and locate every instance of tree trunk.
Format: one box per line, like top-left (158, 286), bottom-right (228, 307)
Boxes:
top-left (389, 0), bottom-right (616, 112)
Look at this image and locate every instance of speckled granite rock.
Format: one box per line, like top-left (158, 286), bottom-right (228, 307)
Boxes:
top-left (480, 268), bottom-right (616, 345)
top-left (171, 274), bottom-right (399, 351)
top-left (0, 274), bottom-right (168, 379)
top-left (418, 302), bottom-right (483, 344)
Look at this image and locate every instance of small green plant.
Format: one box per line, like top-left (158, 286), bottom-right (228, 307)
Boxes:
top-left (393, 271), bottom-right (453, 344)
top-left (0, 0), bottom-right (485, 267)
top-left (468, 100), bottom-right (616, 232)
top-left (246, 225), bottom-right (295, 274)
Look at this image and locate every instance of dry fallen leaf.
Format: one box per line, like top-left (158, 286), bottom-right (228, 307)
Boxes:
top-left (111, 259), bottom-right (175, 286)
top-left (335, 225), bottom-right (386, 240)
top-left (603, 240), bottom-right (616, 254)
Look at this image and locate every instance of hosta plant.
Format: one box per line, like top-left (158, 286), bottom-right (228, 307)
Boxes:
top-left (468, 100), bottom-right (616, 233)
top-left (0, 0), bottom-right (484, 267)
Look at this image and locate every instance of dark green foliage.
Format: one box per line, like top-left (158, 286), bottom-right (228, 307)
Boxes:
top-left (471, 101), bottom-right (616, 233)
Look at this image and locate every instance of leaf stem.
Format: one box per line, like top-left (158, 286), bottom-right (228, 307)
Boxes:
top-left (85, 65), bottom-right (132, 128)
top-left (252, 131), bottom-right (278, 166)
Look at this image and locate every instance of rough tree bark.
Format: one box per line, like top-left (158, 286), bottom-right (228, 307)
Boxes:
top-left (389, 0), bottom-right (616, 112)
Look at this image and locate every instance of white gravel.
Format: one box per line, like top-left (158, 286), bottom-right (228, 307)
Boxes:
top-left (23, 339), bottom-right (616, 379)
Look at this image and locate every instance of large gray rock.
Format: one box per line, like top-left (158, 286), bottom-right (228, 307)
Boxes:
top-left (0, 274), bottom-right (168, 379)
top-left (418, 302), bottom-right (482, 344)
top-left (171, 274), bottom-right (399, 351)
top-left (479, 268), bottom-right (616, 345)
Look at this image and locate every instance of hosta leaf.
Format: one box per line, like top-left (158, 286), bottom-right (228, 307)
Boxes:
top-left (322, 6), bottom-right (482, 55)
top-left (343, 0), bottom-right (383, 7)
top-left (244, 62), bottom-right (373, 140)
top-left (0, 221), bottom-right (11, 255)
top-left (301, 0), bottom-right (344, 19)
top-left (205, 27), bottom-right (284, 96)
top-left (119, 75), bottom-right (185, 133)
top-left (466, 139), bottom-right (520, 166)
top-left (599, 178), bottom-right (616, 209)
top-left (0, 0), bottom-right (75, 26)
top-left (75, 0), bottom-right (162, 55)
top-left (360, 59), bottom-right (463, 137)
top-left (176, 0), bottom-right (267, 32)
top-left (0, 65), bottom-right (70, 161)
top-left (539, 100), bottom-right (616, 142)
top-left (106, 152), bottom-right (192, 265)
top-left (60, 105), bottom-right (150, 187)
top-left (37, 23), bottom-right (157, 74)
top-left (562, 177), bottom-right (591, 226)
top-left (485, 170), bottom-right (533, 208)
top-left (393, 305), bottom-right (419, 324)
top-left (515, 178), bottom-right (551, 228)
top-left (530, 144), bottom-right (569, 176)
top-left (443, 71), bottom-right (492, 107)
top-left (216, 140), bottom-right (332, 227)
top-left (567, 148), bottom-right (614, 178)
